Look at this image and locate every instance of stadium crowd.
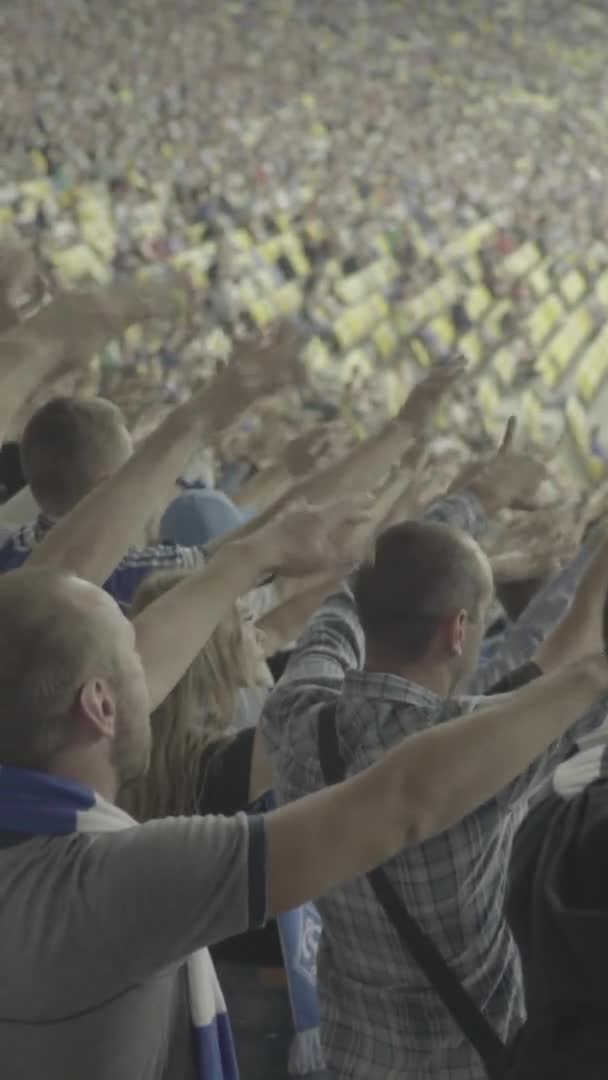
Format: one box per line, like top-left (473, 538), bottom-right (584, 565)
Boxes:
top-left (3, 2), bottom-right (608, 1079)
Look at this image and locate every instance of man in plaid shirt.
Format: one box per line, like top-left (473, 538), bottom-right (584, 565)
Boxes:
top-left (261, 483), bottom-right (608, 1078)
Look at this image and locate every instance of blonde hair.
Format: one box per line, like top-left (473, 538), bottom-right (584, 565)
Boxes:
top-left (120, 569), bottom-right (264, 821)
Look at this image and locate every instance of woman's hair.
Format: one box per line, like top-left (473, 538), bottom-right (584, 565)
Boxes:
top-left (119, 568), bottom-right (264, 821)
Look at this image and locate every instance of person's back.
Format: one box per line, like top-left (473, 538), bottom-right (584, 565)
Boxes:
top-left (262, 513), bottom-right (605, 1077)
top-left (278, 689), bottom-right (526, 1078)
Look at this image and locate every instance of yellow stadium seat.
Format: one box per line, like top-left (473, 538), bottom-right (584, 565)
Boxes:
top-left (565, 396), bottom-right (604, 480)
top-left (459, 330), bottom-right (483, 368)
top-left (427, 315), bottom-right (456, 350)
top-left (410, 338), bottom-right (432, 368)
top-left (273, 282), bottom-right (303, 316)
top-left (248, 297), bottom-right (274, 329)
top-left (409, 222), bottom-right (433, 260)
top-left (560, 269), bottom-right (587, 305)
top-left (465, 285), bottom-right (492, 321)
top-left (333, 298), bottom-right (379, 350)
top-left (528, 294), bottom-right (564, 347)
top-left (260, 237), bottom-right (283, 263)
top-left (529, 261), bottom-right (552, 296)
top-left (51, 245), bottom-right (112, 286)
top-left (575, 327), bottom-right (608, 403)
top-left (493, 347), bottom-right (517, 386)
top-left (406, 272), bottom-right (460, 324)
top-left (304, 220), bottom-right (326, 243)
top-left (543, 307), bottom-right (593, 376)
top-left (595, 271), bottom-right (608, 306)
top-left (520, 390), bottom-right (544, 444)
top-left (441, 219), bottom-right (495, 261)
top-left (477, 376), bottom-right (501, 436)
top-left (373, 321), bottom-right (399, 359)
top-left (336, 274), bottom-right (367, 305)
top-left (535, 351), bottom-right (558, 389)
top-left (483, 299), bottom-right (512, 341)
top-left (503, 242), bottom-right (541, 278)
top-left (462, 255), bottom-right (483, 283)
top-left (303, 337), bottom-right (331, 371)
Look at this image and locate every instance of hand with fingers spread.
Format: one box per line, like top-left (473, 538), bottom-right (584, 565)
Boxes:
top-left (252, 496), bottom-right (375, 578)
top-left (454, 417), bottom-right (555, 514)
top-left (398, 358), bottom-right (467, 432)
top-left (282, 424), bottom-right (339, 478)
top-left (490, 550), bottom-right (565, 586)
top-left (0, 245), bottom-right (46, 331)
top-left (200, 323), bottom-right (307, 434)
top-left (0, 272), bottom-right (193, 442)
top-left (229, 323), bottom-right (307, 401)
top-left (486, 502), bottom-right (584, 572)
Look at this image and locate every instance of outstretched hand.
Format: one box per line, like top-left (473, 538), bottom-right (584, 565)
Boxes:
top-left (197, 322), bottom-right (307, 434)
top-left (0, 245), bottom-right (46, 331)
top-left (255, 495), bottom-right (375, 578)
top-left (454, 418), bottom-right (555, 514)
top-left (398, 358), bottom-right (467, 432)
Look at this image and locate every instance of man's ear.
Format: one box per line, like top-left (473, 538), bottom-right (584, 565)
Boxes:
top-left (75, 677), bottom-right (117, 742)
top-left (448, 609), bottom-right (468, 657)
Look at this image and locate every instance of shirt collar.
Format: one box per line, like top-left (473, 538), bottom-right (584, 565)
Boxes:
top-left (343, 668), bottom-right (445, 710)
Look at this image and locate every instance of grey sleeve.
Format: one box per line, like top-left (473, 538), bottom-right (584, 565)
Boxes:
top-left (86, 813), bottom-right (266, 980)
top-left (468, 541), bottom-right (595, 694)
top-left (422, 490), bottom-right (489, 539)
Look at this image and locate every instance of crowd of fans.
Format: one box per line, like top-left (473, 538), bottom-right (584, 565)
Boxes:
top-left (3, 2), bottom-right (608, 1080)
top-left (3, 0), bottom-right (608, 456)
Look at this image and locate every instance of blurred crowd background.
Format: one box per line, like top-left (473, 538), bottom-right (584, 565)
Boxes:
top-left (2, 0), bottom-right (608, 480)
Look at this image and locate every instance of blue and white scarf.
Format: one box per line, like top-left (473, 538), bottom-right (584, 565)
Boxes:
top-left (0, 766), bottom-right (238, 1080)
top-left (253, 791), bottom-right (324, 1076)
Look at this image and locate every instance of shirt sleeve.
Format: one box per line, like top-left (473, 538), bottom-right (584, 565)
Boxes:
top-left (496, 693), bottom-right (608, 809)
top-left (422, 490), bottom-right (489, 538)
top-left (468, 541), bottom-right (595, 694)
top-left (260, 587), bottom-right (365, 773)
top-left (85, 813), bottom-right (267, 981)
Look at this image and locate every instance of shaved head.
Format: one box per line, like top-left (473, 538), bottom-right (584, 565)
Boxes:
top-left (354, 520), bottom-right (493, 676)
top-left (0, 569), bottom-right (148, 776)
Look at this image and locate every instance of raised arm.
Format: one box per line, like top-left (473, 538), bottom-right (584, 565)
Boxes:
top-left (0, 275), bottom-right (189, 443)
top-left (293, 364), bottom-right (464, 506)
top-left (29, 325), bottom-right (306, 584)
top-left (266, 653), bottom-right (608, 912)
top-left (134, 498), bottom-right (373, 711)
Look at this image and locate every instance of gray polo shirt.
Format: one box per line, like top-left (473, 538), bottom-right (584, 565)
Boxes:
top-left (0, 813), bottom-right (266, 1080)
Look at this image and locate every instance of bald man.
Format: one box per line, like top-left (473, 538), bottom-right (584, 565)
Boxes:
top-left (1, 505), bottom-right (608, 1080)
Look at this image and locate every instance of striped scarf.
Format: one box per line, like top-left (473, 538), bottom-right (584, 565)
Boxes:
top-left (0, 766), bottom-right (239, 1080)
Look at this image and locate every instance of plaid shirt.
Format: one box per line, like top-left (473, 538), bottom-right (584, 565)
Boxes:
top-left (0, 514), bottom-right (204, 612)
top-left (262, 492), bottom-right (606, 1079)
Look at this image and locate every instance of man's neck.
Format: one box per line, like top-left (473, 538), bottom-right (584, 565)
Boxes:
top-left (364, 656), bottom-right (453, 698)
top-left (49, 751), bottom-right (117, 803)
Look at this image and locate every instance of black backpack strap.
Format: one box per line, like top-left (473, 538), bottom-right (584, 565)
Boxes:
top-left (317, 702), bottom-right (506, 1080)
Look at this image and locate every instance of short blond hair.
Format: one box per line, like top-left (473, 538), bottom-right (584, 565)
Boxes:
top-left (0, 568), bottom-right (116, 768)
top-left (21, 396), bottom-right (131, 517)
